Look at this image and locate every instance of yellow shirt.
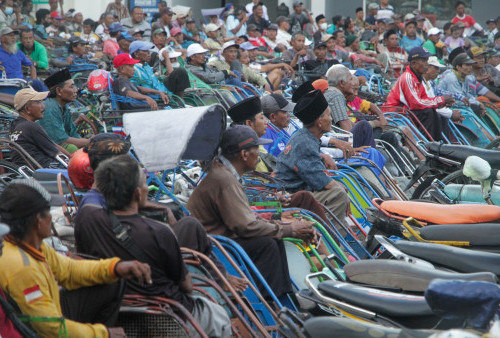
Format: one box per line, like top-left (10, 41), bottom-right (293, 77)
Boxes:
top-left (0, 239), bottom-right (119, 338)
top-left (256, 145), bottom-right (270, 172)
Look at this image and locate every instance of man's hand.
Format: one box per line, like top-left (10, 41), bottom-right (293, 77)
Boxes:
top-left (451, 110), bottom-right (465, 122)
top-left (353, 146), bottom-right (370, 155)
top-left (291, 220), bottom-right (315, 242)
top-left (295, 49), bottom-right (307, 57)
top-left (241, 15), bottom-right (249, 23)
top-left (108, 328), bottom-right (126, 338)
top-left (115, 260), bottom-right (152, 285)
top-left (320, 153), bottom-right (337, 170)
top-left (281, 63), bottom-right (294, 73)
top-left (146, 97), bottom-right (158, 110)
top-left (275, 191), bottom-right (291, 207)
top-left (443, 95), bottom-right (455, 107)
top-left (462, 97), bottom-right (470, 106)
top-left (159, 92), bottom-right (170, 104)
top-left (329, 138), bottom-right (355, 159)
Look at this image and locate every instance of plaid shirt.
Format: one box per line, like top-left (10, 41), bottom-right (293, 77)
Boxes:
top-left (438, 69), bottom-right (489, 106)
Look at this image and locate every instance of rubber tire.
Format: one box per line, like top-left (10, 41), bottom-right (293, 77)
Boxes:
top-left (411, 170), bottom-right (473, 201)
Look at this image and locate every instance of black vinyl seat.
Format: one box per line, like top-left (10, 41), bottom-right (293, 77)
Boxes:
top-left (394, 241), bottom-right (500, 276)
top-left (420, 223), bottom-right (500, 248)
top-left (426, 142), bottom-right (500, 168)
top-left (317, 280), bottom-right (433, 317)
top-left (344, 259), bottom-right (497, 292)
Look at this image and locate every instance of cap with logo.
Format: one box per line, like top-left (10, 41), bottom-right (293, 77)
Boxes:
top-left (220, 125), bottom-right (272, 154)
top-left (261, 94), bottom-right (295, 116)
top-left (113, 53), bottom-right (140, 68)
top-left (314, 41), bottom-right (327, 49)
top-left (187, 43), bottom-right (209, 57)
top-left (14, 88), bottom-right (49, 111)
top-left (170, 26), bottom-right (183, 36)
top-left (469, 46), bottom-right (487, 58)
top-left (240, 42), bottom-right (258, 51)
top-left (68, 35), bottom-right (88, 45)
top-left (109, 22), bottom-right (126, 33)
top-left (427, 27), bottom-right (441, 36)
top-left (407, 46), bottom-right (432, 61)
top-left (153, 28), bottom-right (167, 36)
top-left (117, 33), bottom-right (134, 42)
top-left (294, 90), bottom-right (329, 125)
top-left (227, 96), bottom-right (262, 123)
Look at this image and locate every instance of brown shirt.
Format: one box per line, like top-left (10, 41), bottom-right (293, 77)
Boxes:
top-left (187, 160), bottom-right (293, 239)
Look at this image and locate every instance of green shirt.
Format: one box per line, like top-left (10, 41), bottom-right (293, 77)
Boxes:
top-left (38, 98), bottom-right (80, 144)
top-left (17, 41), bottom-right (49, 70)
top-left (422, 40), bottom-right (445, 65)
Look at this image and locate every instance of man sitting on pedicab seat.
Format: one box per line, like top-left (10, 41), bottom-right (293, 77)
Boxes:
top-left (273, 90), bottom-right (351, 228)
top-left (112, 53), bottom-right (160, 111)
top-left (73, 133), bottom-right (247, 293)
top-left (187, 125), bottom-right (318, 299)
top-left (10, 88), bottom-right (70, 168)
top-left (38, 69), bottom-right (90, 153)
top-left (0, 179), bottom-right (152, 338)
top-left (75, 155), bottom-right (232, 337)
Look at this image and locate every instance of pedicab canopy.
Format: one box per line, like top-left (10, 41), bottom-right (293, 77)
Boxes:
top-left (122, 104), bottom-right (227, 171)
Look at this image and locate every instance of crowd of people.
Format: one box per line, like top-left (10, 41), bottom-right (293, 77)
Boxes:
top-left (0, 0), bottom-right (500, 336)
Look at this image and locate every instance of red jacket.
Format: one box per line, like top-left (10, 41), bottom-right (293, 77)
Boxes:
top-left (387, 66), bottom-right (444, 110)
top-left (0, 288), bottom-right (22, 338)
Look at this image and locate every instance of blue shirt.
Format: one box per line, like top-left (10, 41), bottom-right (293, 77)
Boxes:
top-left (399, 35), bottom-right (423, 53)
top-left (274, 128), bottom-right (332, 193)
top-left (77, 189), bottom-right (106, 215)
top-left (438, 69), bottom-right (488, 106)
top-left (0, 46), bottom-right (33, 79)
top-left (262, 123), bottom-right (291, 157)
top-left (131, 62), bottom-right (169, 92)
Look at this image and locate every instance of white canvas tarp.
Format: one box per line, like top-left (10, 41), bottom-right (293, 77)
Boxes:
top-left (123, 105), bottom-right (226, 171)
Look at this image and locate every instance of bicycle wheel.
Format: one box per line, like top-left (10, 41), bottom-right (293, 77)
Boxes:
top-left (0, 160), bottom-right (26, 185)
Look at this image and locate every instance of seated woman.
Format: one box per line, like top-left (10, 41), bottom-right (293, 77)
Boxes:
top-left (0, 179), bottom-right (151, 337)
top-left (10, 88), bottom-right (69, 168)
top-left (112, 53), bottom-right (161, 111)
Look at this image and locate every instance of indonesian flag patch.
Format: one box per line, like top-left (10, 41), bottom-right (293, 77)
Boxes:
top-left (23, 286), bottom-right (43, 304)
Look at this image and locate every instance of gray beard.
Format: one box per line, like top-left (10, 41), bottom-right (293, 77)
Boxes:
top-left (4, 43), bottom-right (17, 55)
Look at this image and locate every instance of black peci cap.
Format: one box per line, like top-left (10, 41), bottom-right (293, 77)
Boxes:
top-left (227, 96), bottom-right (262, 123)
top-left (291, 81), bottom-right (315, 103)
top-left (294, 90), bottom-right (329, 125)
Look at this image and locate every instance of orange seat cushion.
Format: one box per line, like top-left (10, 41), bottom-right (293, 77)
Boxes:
top-left (380, 201), bottom-right (500, 224)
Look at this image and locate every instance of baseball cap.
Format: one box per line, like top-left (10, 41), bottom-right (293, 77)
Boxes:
top-left (314, 41), bottom-right (327, 49)
top-left (293, 1), bottom-right (303, 8)
top-left (404, 13), bottom-right (415, 21)
top-left (455, 21), bottom-right (466, 28)
top-left (0, 27), bottom-right (18, 37)
top-left (14, 88), bottom-right (49, 111)
top-left (428, 56), bottom-right (445, 68)
top-left (220, 125), bottom-right (272, 154)
top-left (416, 15), bottom-right (425, 21)
top-left (345, 34), bottom-right (358, 47)
top-left (240, 42), bottom-right (258, 51)
top-left (153, 28), bottom-right (167, 36)
top-left (428, 27), bottom-right (441, 36)
top-left (0, 223), bottom-right (9, 237)
top-left (321, 34), bottom-right (334, 42)
top-left (161, 46), bottom-right (182, 59)
top-left (170, 26), bottom-right (182, 36)
top-left (50, 11), bottom-right (63, 19)
top-left (487, 19), bottom-right (496, 24)
top-left (161, 7), bottom-right (175, 15)
top-left (109, 22), bottom-right (126, 33)
top-left (113, 53), bottom-right (140, 68)
top-left (261, 94), bottom-right (295, 115)
top-left (186, 43), bottom-right (209, 57)
top-left (129, 40), bottom-right (155, 56)
top-left (222, 41), bottom-right (239, 52)
top-left (0, 179), bottom-right (66, 221)
top-left (469, 46), bottom-right (487, 57)
top-left (68, 35), bottom-right (87, 45)
top-left (117, 33), bottom-right (134, 42)
top-left (205, 23), bottom-right (220, 33)
top-left (452, 53), bottom-right (477, 67)
top-left (408, 46), bottom-right (432, 61)
top-left (368, 3), bottom-right (378, 10)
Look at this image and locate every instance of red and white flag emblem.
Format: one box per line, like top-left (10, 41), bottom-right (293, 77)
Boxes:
top-left (23, 286), bottom-right (43, 304)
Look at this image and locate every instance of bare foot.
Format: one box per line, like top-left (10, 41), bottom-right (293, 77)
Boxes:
top-left (224, 275), bottom-right (248, 293)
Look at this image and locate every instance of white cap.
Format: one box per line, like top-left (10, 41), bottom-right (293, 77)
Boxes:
top-left (305, 37), bottom-right (313, 46)
top-left (187, 43), bottom-right (209, 57)
top-left (404, 13), bottom-right (416, 21)
top-left (159, 46), bottom-right (182, 61)
top-left (222, 41), bottom-right (239, 52)
top-left (205, 23), bottom-right (220, 33)
top-left (428, 56), bottom-right (445, 68)
top-left (428, 27), bottom-right (441, 36)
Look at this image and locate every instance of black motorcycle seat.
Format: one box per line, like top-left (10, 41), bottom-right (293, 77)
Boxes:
top-left (394, 241), bottom-right (500, 276)
top-left (426, 142), bottom-right (500, 168)
top-left (344, 259), bottom-right (497, 292)
top-left (420, 223), bottom-right (500, 247)
top-left (317, 280), bottom-right (433, 317)
top-left (302, 317), bottom-right (434, 338)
